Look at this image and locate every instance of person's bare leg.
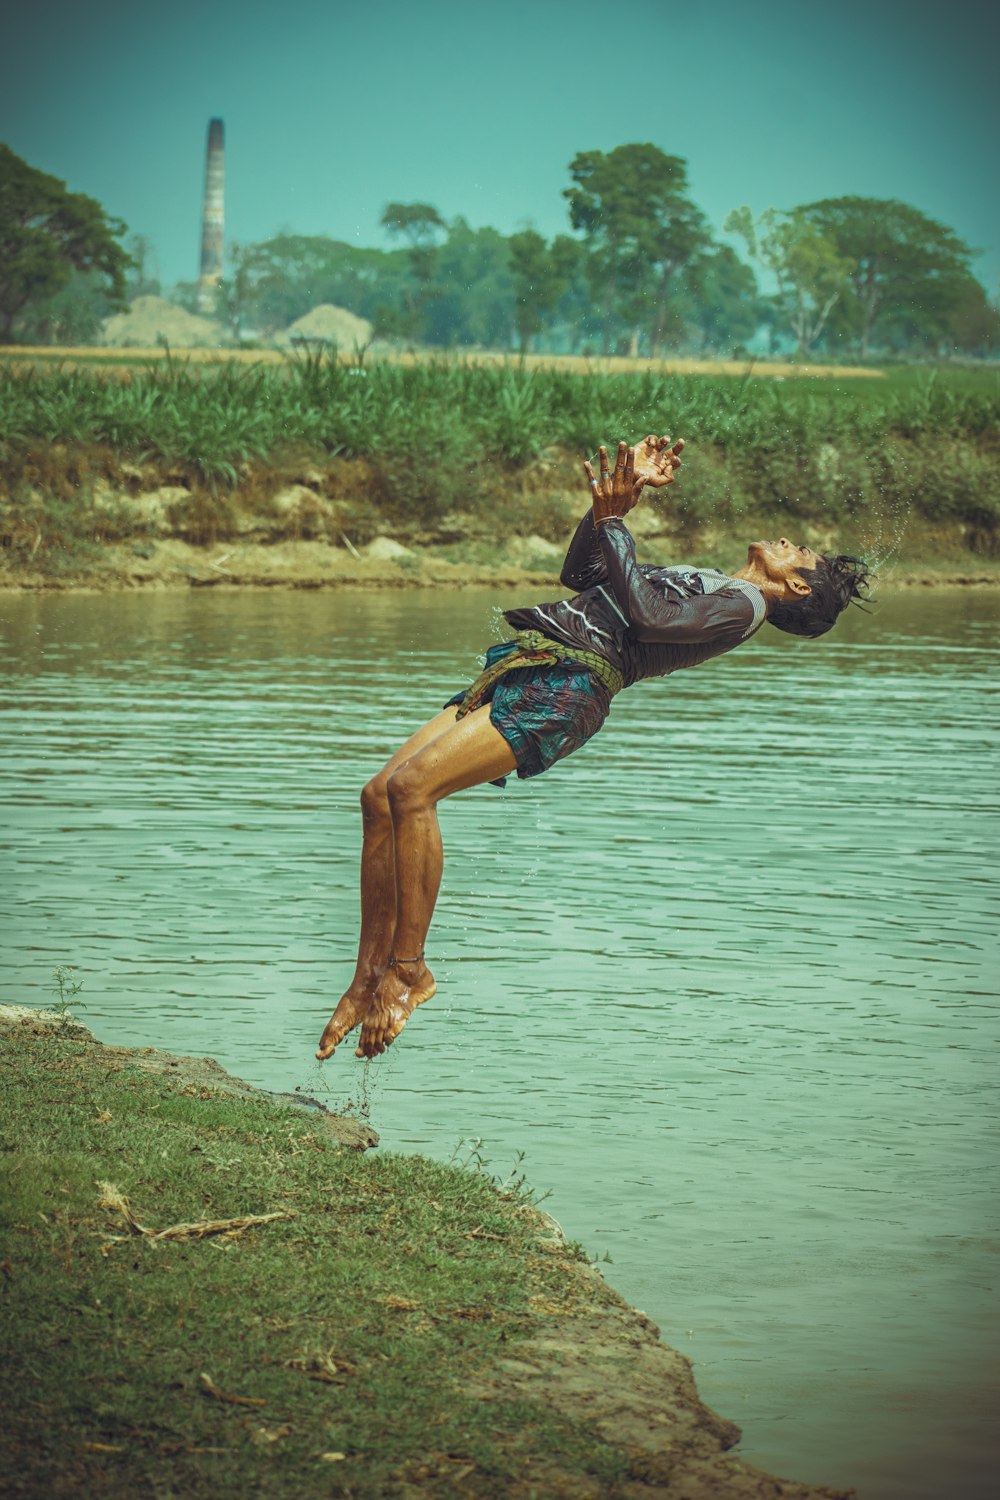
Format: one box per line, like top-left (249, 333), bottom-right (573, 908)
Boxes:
top-left (356, 705), bottom-right (517, 1057)
top-left (316, 708), bottom-right (467, 1059)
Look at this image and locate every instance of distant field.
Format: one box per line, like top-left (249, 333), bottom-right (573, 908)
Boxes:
top-left (0, 344), bottom-right (884, 380)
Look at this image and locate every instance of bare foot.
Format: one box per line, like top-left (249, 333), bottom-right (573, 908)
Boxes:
top-left (316, 984), bottom-right (378, 1060)
top-left (355, 960), bottom-right (436, 1058)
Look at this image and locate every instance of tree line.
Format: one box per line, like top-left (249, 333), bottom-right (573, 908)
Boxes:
top-left (2, 141), bottom-right (997, 359)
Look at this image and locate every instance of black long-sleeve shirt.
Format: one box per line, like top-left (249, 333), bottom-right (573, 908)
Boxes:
top-left (503, 512), bottom-right (766, 689)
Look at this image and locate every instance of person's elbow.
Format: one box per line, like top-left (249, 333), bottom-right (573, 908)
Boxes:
top-left (560, 565), bottom-right (598, 590)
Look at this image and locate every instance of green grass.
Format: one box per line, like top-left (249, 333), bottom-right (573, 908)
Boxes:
top-left (0, 1020), bottom-right (631, 1499)
top-left (1, 355), bottom-right (997, 478)
top-left (1, 357), bottom-right (998, 567)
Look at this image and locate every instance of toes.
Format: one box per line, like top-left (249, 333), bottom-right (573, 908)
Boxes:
top-left (316, 1021), bottom-right (349, 1059)
top-left (356, 1025), bottom-right (380, 1058)
top-left (354, 1015), bottom-right (403, 1058)
top-left (377, 1018), bottom-right (403, 1053)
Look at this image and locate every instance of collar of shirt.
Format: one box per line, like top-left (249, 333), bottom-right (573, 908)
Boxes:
top-left (653, 566), bottom-right (767, 637)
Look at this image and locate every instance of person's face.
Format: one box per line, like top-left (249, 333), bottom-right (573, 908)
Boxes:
top-left (747, 537), bottom-right (820, 595)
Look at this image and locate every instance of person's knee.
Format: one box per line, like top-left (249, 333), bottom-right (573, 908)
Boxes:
top-left (386, 762), bottom-right (432, 818)
top-left (360, 774), bottom-right (391, 827)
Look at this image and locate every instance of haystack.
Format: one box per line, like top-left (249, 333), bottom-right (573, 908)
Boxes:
top-left (277, 304), bottom-right (372, 351)
top-left (100, 296), bottom-right (225, 349)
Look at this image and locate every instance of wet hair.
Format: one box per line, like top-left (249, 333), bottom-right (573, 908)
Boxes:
top-left (768, 554), bottom-right (874, 638)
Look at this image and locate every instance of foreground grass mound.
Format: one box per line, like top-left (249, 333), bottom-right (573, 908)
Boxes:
top-left (0, 1010), bottom-right (848, 1499)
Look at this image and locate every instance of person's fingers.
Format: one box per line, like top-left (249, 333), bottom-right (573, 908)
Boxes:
top-left (624, 445), bottom-right (636, 485)
top-left (599, 445), bottom-right (610, 474)
top-left (613, 441), bottom-right (627, 479)
top-left (631, 476), bottom-right (647, 503)
top-left (585, 459), bottom-right (610, 499)
top-left (672, 438), bottom-right (685, 457)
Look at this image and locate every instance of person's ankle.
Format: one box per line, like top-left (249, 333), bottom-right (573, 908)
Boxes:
top-left (354, 963), bottom-right (384, 988)
top-left (390, 951), bottom-right (426, 975)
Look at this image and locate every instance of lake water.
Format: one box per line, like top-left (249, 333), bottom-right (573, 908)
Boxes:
top-left (2, 582), bottom-right (998, 1499)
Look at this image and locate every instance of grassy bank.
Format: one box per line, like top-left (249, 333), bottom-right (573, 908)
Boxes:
top-left (0, 1008), bottom-right (848, 1499)
top-left (1, 357), bottom-right (998, 583)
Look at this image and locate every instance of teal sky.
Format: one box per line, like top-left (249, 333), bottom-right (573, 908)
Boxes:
top-left (3, 0), bottom-right (998, 293)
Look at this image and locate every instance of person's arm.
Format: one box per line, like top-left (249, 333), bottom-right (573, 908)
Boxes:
top-left (563, 435), bottom-right (684, 591)
top-left (586, 440), bottom-right (755, 642)
top-left (560, 510), bottom-right (608, 590)
top-left (597, 518), bottom-right (757, 642)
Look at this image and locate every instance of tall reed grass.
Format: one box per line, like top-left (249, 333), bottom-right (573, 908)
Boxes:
top-left (1, 356), bottom-right (997, 539)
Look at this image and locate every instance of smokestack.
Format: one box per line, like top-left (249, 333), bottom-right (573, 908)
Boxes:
top-left (197, 118), bottom-right (225, 314)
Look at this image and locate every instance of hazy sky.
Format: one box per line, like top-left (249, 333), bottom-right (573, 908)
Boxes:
top-left (4, 0), bottom-right (998, 292)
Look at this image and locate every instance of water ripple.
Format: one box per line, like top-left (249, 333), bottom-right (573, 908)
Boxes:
top-left (1, 586), bottom-right (998, 1500)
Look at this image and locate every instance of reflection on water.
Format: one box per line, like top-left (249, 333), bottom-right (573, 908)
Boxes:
top-left (1, 583), bottom-right (998, 1500)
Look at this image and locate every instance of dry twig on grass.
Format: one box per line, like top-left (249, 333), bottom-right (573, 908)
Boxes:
top-left (285, 1350), bottom-right (355, 1384)
top-left (199, 1373), bottom-right (267, 1408)
top-left (96, 1180), bottom-right (294, 1242)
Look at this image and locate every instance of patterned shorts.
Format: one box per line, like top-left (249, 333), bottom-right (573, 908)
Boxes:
top-left (445, 641), bottom-right (612, 785)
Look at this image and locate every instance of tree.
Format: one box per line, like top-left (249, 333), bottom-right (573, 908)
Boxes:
top-left (215, 241), bottom-right (260, 341)
top-left (15, 270), bottom-right (121, 345)
top-left (943, 275), bottom-right (1000, 356)
top-left (420, 219), bottom-right (513, 348)
top-left (190, 232), bottom-right (426, 343)
top-left (879, 266), bottom-right (1000, 357)
top-left (725, 207), bottom-right (853, 355)
top-left (683, 244), bottom-right (759, 353)
top-left (507, 230), bottom-right (580, 352)
top-left (210, 234), bottom-right (377, 335)
top-left (380, 201), bottom-right (445, 342)
top-left (564, 144), bottom-right (709, 356)
top-left (0, 144), bottom-right (131, 341)
top-left (798, 196), bottom-right (979, 359)
top-left (233, 234), bottom-right (343, 332)
top-left (126, 233), bottom-right (159, 299)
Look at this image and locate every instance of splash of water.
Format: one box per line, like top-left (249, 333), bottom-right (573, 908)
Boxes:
top-left (852, 441), bottom-right (914, 586)
top-left (306, 1051), bottom-right (385, 1122)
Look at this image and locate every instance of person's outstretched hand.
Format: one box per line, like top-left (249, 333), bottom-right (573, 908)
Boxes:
top-left (583, 441), bottom-right (647, 524)
top-left (632, 433), bottom-right (684, 487)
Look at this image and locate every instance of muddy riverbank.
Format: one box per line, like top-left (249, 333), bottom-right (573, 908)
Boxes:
top-left (2, 498), bottom-right (997, 594)
top-left (1, 1005), bottom-right (854, 1499)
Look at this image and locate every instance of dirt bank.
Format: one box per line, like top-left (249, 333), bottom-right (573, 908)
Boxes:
top-left (0, 534), bottom-right (571, 593)
top-left (2, 476), bottom-right (997, 594)
top-left (1, 1005), bottom-right (853, 1498)
top-left (3, 532), bottom-right (997, 594)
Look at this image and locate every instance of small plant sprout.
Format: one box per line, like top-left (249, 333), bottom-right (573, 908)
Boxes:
top-left (51, 965), bottom-right (85, 1017)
